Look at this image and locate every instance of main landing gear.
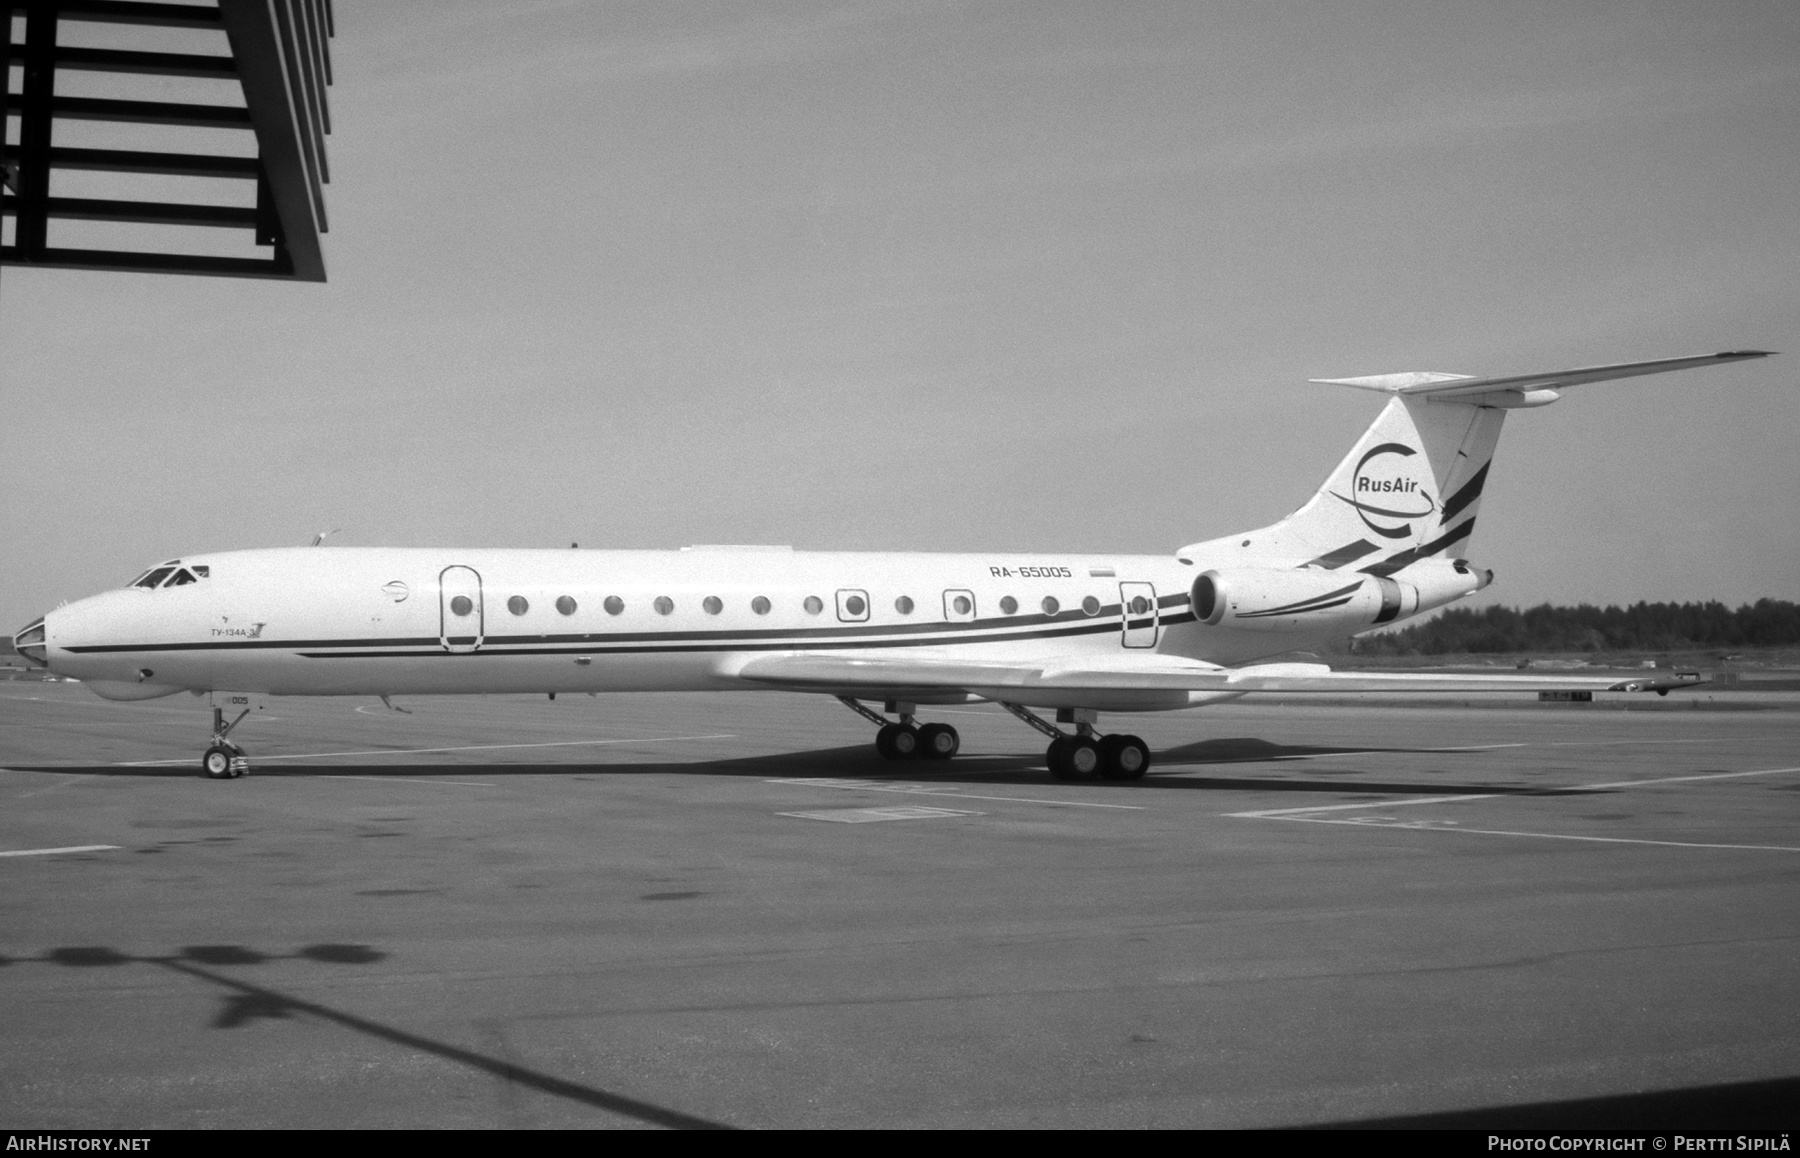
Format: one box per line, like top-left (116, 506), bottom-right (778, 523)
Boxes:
top-left (202, 704), bottom-right (250, 780)
top-left (837, 697), bottom-right (960, 763)
top-left (997, 703), bottom-right (1150, 781)
top-left (835, 695), bottom-right (1150, 780)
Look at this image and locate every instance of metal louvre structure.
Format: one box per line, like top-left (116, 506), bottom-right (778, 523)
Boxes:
top-left (3, 0), bottom-right (333, 281)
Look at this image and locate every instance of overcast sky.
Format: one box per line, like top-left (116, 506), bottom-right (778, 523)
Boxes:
top-left (4, 0), bottom-right (1797, 631)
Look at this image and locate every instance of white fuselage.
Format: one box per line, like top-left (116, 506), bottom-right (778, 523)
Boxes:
top-left (38, 543), bottom-right (1479, 708)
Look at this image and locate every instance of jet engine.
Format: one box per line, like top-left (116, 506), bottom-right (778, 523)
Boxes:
top-left (1192, 559), bottom-right (1490, 631)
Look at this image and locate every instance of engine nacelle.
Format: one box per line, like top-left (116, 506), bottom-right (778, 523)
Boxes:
top-left (1192, 560), bottom-right (1489, 632)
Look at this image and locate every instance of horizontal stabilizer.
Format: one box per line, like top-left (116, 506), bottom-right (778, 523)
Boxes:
top-left (1313, 351), bottom-right (1771, 400)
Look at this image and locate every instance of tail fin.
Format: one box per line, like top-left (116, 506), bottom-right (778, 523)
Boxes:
top-left (1181, 351), bottom-right (1771, 575)
top-left (1228, 394), bottom-right (1504, 575)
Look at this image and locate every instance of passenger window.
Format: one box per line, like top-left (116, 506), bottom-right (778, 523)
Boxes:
top-left (137, 568), bottom-right (175, 589)
top-left (943, 590), bottom-right (975, 621)
top-left (999, 596), bottom-right (1017, 614)
top-left (1081, 595), bottom-right (1100, 616)
top-left (751, 596), bottom-right (771, 615)
top-left (895, 595), bottom-right (914, 615)
top-left (164, 569), bottom-right (197, 587)
top-left (836, 590), bottom-right (869, 622)
top-left (703, 596), bottom-right (723, 615)
top-left (953, 595), bottom-right (971, 614)
top-left (558, 596), bottom-right (580, 616)
top-left (1041, 596), bottom-right (1060, 615)
top-left (603, 596), bottom-right (622, 615)
top-left (654, 596), bottom-right (674, 615)
top-left (803, 596), bottom-right (824, 615)
top-left (507, 596), bottom-right (529, 615)
top-left (450, 595), bottom-right (474, 617)
top-left (1129, 595), bottom-right (1150, 614)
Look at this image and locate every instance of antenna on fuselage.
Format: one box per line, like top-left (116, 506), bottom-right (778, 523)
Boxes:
top-left (309, 528), bottom-right (341, 547)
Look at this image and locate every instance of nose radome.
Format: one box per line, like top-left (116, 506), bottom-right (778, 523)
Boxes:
top-left (12, 615), bottom-right (48, 668)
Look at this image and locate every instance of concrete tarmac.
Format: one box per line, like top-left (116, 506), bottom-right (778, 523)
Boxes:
top-left (1, 684), bottom-right (1797, 1129)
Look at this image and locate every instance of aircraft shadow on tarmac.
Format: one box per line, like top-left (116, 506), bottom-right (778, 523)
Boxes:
top-left (7, 943), bottom-right (729, 1130)
top-left (9, 944), bottom-right (1792, 1130)
top-left (1314, 1074), bottom-right (1800, 1131)
top-left (19, 738), bottom-right (1604, 800)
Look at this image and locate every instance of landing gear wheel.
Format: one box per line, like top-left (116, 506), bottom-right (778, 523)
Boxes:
top-left (917, 723), bottom-right (960, 761)
top-left (1048, 736), bottom-right (1101, 780)
top-left (875, 723), bottom-right (920, 760)
top-left (1064, 735), bottom-right (1102, 780)
top-left (202, 744), bottom-right (236, 780)
top-left (1100, 734), bottom-right (1151, 780)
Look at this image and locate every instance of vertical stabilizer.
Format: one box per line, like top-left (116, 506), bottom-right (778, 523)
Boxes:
top-left (1193, 396), bottom-right (1504, 574)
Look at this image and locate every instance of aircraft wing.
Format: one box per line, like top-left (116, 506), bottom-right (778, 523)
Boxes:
top-left (735, 653), bottom-right (1700, 699)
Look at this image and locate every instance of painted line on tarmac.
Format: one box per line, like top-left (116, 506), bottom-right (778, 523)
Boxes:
top-left (1228, 766), bottom-right (1800, 820)
top-left (1571, 766), bottom-right (1800, 791)
top-left (1281, 816), bottom-right (1800, 853)
top-left (768, 777), bottom-right (1144, 810)
top-left (1538, 738), bottom-right (1723, 748)
top-left (114, 733), bottom-right (737, 767)
top-left (779, 805), bottom-right (983, 823)
top-left (0, 844), bottom-right (120, 858)
top-left (1229, 794), bottom-right (1506, 818)
top-left (0, 692), bottom-right (194, 713)
top-left (331, 776), bottom-right (499, 787)
top-left (1269, 743), bottom-right (1524, 761)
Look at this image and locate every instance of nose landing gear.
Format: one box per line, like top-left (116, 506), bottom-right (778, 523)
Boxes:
top-left (202, 705), bottom-right (250, 779)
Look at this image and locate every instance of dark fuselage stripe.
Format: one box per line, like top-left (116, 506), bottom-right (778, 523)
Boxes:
top-left (1301, 540), bottom-right (1379, 570)
top-left (1358, 519), bottom-right (1476, 578)
top-left (1439, 462), bottom-right (1490, 525)
top-left (69, 606), bottom-right (1200, 657)
top-left (301, 613), bottom-right (1203, 658)
top-left (1236, 594), bottom-right (1356, 619)
top-left (1235, 580), bottom-right (1362, 618)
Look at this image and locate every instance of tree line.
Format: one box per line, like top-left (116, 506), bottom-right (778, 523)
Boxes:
top-left (1354, 600), bottom-right (1800, 655)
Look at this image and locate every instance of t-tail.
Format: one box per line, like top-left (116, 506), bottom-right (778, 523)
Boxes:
top-left (1175, 351), bottom-right (1771, 631)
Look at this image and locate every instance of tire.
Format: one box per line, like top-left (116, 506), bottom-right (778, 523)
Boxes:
top-left (918, 723), bottom-right (959, 761)
top-left (876, 723), bottom-right (919, 760)
top-left (202, 745), bottom-right (235, 780)
top-left (1064, 736), bottom-right (1102, 780)
top-left (1103, 734), bottom-right (1151, 780)
top-left (1046, 737), bottom-right (1072, 779)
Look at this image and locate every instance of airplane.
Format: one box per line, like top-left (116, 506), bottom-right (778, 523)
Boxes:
top-left (11, 350), bottom-right (1770, 781)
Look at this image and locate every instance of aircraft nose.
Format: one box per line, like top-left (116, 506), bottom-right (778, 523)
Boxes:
top-left (12, 615), bottom-right (49, 668)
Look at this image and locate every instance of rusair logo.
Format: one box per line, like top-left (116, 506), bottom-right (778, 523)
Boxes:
top-left (1331, 442), bottom-right (1435, 539)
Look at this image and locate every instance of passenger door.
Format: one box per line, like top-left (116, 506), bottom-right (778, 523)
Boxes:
top-left (439, 565), bottom-right (485, 653)
top-left (1119, 581), bottom-right (1158, 648)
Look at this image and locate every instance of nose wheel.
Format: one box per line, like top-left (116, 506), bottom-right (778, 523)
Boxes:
top-left (201, 706), bottom-right (251, 779)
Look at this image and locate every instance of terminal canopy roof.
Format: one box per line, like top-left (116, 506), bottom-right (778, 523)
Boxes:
top-left (3, 0), bottom-right (334, 281)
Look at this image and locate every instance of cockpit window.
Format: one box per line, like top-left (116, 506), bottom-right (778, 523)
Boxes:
top-left (127, 563), bottom-right (208, 589)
